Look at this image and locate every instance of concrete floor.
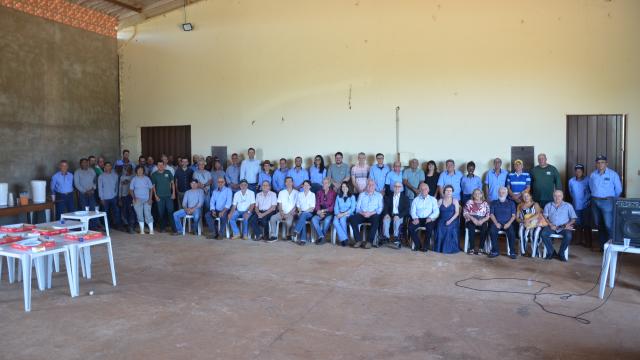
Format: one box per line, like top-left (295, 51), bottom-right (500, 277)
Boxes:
top-left (1, 231), bottom-right (639, 360)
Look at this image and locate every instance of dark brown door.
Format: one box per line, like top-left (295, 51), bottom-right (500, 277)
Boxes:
top-left (566, 115), bottom-right (626, 196)
top-left (141, 125), bottom-right (191, 163)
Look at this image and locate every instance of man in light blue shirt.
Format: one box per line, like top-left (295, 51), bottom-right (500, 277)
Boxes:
top-left (349, 180), bottom-right (383, 249)
top-left (460, 161), bottom-right (482, 205)
top-left (225, 153), bottom-right (241, 193)
top-left (385, 161), bottom-right (404, 194)
top-left (204, 177), bottom-right (233, 239)
top-left (484, 157), bottom-right (508, 202)
top-left (98, 162), bottom-right (121, 228)
top-left (51, 160), bottom-right (75, 219)
top-left (589, 155), bottom-right (623, 248)
top-left (287, 156), bottom-right (309, 191)
top-left (272, 158), bottom-right (289, 193)
top-left (403, 159), bottom-right (425, 201)
top-left (240, 147), bottom-right (261, 192)
top-left (369, 153), bottom-right (390, 195)
top-left (173, 180), bottom-right (205, 235)
top-left (540, 190), bottom-right (577, 261)
top-left (437, 159), bottom-right (463, 200)
top-left (409, 183), bottom-right (439, 252)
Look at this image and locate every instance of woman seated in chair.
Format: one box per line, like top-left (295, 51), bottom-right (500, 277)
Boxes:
top-left (333, 181), bottom-right (356, 247)
top-left (434, 185), bottom-right (460, 254)
top-left (516, 190), bottom-right (545, 256)
top-left (462, 188), bottom-right (490, 255)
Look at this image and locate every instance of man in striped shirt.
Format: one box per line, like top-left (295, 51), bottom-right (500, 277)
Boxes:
top-left (507, 159), bottom-right (531, 204)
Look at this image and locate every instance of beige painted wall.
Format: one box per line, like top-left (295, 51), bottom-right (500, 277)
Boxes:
top-left (119, 0), bottom-right (640, 196)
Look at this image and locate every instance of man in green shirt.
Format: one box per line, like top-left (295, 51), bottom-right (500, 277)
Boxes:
top-left (152, 160), bottom-right (176, 232)
top-left (530, 153), bottom-right (562, 208)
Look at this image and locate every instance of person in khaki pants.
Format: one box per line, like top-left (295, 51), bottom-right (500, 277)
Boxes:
top-left (268, 177), bottom-right (298, 242)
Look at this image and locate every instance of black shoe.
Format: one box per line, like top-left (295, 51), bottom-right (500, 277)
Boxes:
top-left (340, 240), bottom-right (347, 247)
top-left (171, 232), bottom-right (182, 236)
top-left (127, 227), bottom-right (134, 234)
top-left (558, 255), bottom-right (567, 262)
top-left (297, 240), bottom-right (306, 246)
top-left (488, 252), bottom-right (499, 258)
top-left (316, 237), bottom-right (325, 245)
top-left (206, 234), bottom-right (216, 239)
top-left (544, 254), bottom-right (554, 260)
top-left (509, 254), bottom-right (517, 259)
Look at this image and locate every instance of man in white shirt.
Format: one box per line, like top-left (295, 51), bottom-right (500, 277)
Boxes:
top-left (228, 180), bottom-right (256, 239)
top-left (249, 180), bottom-right (278, 240)
top-left (269, 177), bottom-right (299, 241)
top-left (293, 180), bottom-right (316, 245)
top-left (409, 183), bottom-right (440, 252)
top-left (240, 147), bottom-right (261, 192)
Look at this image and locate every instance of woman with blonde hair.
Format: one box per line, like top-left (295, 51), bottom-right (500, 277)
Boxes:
top-left (516, 190), bottom-right (545, 256)
top-left (463, 188), bottom-right (491, 254)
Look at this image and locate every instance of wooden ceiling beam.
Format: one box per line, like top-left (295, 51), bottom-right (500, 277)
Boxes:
top-left (103, 0), bottom-right (143, 13)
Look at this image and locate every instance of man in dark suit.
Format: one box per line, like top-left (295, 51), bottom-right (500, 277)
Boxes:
top-left (381, 181), bottom-right (410, 248)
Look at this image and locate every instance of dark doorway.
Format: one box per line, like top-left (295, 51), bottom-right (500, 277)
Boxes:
top-left (566, 115), bottom-right (626, 196)
top-left (141, 125), bottom-right (191, 164)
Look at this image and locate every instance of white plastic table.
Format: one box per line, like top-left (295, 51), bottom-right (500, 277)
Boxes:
top-left (35, 220), bottom-right (84, 272)
top-left (599, 240), bottom-right (640, 299)
top-left (50, 234), bottom-right (117, 297)
top-left (0, 242), bottom-right (74, 312)
top-left (60, 211), bottom-right (110, 279)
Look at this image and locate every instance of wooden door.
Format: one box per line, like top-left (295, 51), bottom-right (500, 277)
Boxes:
top-left (141, 125), bottom-right (191, 163)
top-left (566, 115), bottom-right (626, 196)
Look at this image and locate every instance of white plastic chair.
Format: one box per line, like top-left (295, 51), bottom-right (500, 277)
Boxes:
top-left (357, 222), bottom-right (379, 246)
top-left (410, 226), bottom-right (432, 250)
top-left (182, 215), bottom-right (202, 236)
top-left (537, 233), bottom-right (569, 260)
top-left (487, 230), bottom-right (511, 255)
top-left (331, 223), bottom-right (354, 245)
top-left (464, 228), bottom-right (491, 253)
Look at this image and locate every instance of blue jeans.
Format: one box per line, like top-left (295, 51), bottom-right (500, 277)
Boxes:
top-left (333, 215), bottom-right (350, 241)
top-left (311, 214), bottom-right (333, 239)
top-left (230, 210), bottom-right (250, 236)
top-left (205, 210), bottom-right (228, 237)
top-left (120, 195), bottom-right (136, 226)
top-left (173, 208), bottom-right (202, 233)
top-left (540, 226), bottom-right (573, 258)
top-left (54, 192), bottom-right (75, 220)
top-left (101, 197), bottom-right (121, 226)
top-left (294, 211), bottom-right (314, 241)
top-left (591, 198), bottom-right (614, 246)
top-left (78, 192), bottom-right (98, 228)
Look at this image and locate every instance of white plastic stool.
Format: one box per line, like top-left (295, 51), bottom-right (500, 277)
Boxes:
top-left (182, 215), bottom-right (202, 236)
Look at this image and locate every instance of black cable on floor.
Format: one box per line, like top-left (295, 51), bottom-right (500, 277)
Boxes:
top-left (454, 254), bottom-right (621, 325)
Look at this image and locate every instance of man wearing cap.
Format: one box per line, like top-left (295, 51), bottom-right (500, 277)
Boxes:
top-left (589, 155), bottom-right (622, 249)
top-left (172, 179), bottom-right (205, 235)
top-left (507, 159), bottom-right (531, 204)
top-left (228, 179), bottom-right (256, 239)
top-left (240, 148), bottom-right (261, 193)
top-left (568, 164), bottom-right (591, 246)
top-left (484, 158), bottom-right (508, 202)
top-left (530, 153), bottom-right (562, 208)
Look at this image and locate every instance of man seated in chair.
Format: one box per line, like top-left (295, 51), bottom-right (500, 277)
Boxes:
top-left (488, 187), bottom-right (517, 259)
top-left (173, 179), bottom-right (204, 235)
top-left (349, 179), bottom-right (384, 249)
top-left (205, 177), bottom-right (232, 239)
top-left (382, 181), bottom-right (411, 249)
top-left (228, 179), bottom-right (256, 239)
top-left (540, 190), bottom-right (577, 262)
top-left (408, 182), bottom-right (439, 252)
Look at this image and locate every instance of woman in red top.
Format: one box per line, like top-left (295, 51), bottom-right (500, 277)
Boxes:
top-left (463, 189), bottom-right (491, 254)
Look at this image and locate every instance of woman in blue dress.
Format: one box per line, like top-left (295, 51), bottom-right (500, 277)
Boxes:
top-left (435, 185), bottom-right (461, 253)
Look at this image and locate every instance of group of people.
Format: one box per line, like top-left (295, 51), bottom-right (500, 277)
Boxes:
top-left (49, 148), bottom-right (623, 261)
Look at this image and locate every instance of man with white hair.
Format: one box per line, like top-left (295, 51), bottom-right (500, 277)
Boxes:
top-left (488, 187), bottom-right (517, 259)
top-left (403, 158), bottom-right (425, 201)
top-left (349, 179), bottom-right (384, 249)
top-left (540, 190), bottom-right (577, 261)
top-left (382, 181), bottom-right (411, 248)
top-left (408, 182), bottom-right (439, 252)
